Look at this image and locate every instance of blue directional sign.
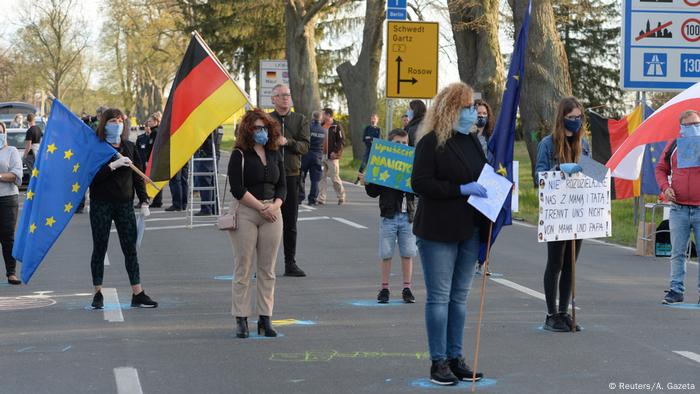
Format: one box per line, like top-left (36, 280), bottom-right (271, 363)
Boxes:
top-left (622, 0), bottom-right (700, 91)
top-left (387, 0), bottom-right (407, 21)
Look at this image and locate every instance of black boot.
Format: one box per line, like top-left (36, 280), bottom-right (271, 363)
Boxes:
top-left (257, 316), bottom-right (277, 337)
top-left (235, 317), bottom-right (249, 338)
top-left (283, 261), bottom-right (306, 277)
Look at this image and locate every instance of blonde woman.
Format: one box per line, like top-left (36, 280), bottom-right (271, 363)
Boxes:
top-left (411, 82), bottom-right (487, 385)
top-left (0, 123), bottom-right (23, 284)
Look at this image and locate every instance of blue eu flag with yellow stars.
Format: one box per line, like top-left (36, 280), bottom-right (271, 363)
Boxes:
top-left (480, 0), bottom-right (531, 262)
top-left (13, 99), bottom-right (116, 283)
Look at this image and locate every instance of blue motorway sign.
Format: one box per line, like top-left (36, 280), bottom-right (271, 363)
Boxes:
top-left (387, 0), bottom-right (407, 21)
top-left (622, 0), bottom-right (700, 91)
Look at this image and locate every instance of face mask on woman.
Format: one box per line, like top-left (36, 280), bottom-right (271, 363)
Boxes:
top-left (680, 123), bottom-right (700, 137)
top-left (476, 116), bottom-right (488, 129)
top-left (406, 109), bottom-right (414, 121)
top-left (0, 133), bottom-right (5, 147)
top-left (254, 128), bottom-right (269, 145)
top-left (105, 123), bottom-right (123, 144)
top-left (564, 117), bottom-right (582, 134)
top-left (455, 106), bottom-right (477, 134)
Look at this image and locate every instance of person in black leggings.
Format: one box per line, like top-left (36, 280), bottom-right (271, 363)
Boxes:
top-left (535, 96), bottom-right (591, 332)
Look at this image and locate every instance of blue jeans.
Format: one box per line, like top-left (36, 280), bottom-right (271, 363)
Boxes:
top-left (417, 232), bottom-right (480, 361)
top-left (379, 213), bottom-right (417, 259)
top-left (669, 204), bottom-right (700, 294)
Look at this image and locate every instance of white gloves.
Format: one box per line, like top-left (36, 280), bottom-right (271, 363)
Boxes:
top-left (140, 203), bottom-right (151, 217)
top-left (108, 157), bottom-right (132, 171)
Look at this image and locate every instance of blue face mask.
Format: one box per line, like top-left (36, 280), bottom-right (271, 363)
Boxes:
top-left (455, 106), bottom-right (477, 134)
top-left (476, 116), bottom-right (488, 128)
top-left (0, 133), bottom-right (5, 147)
top-left (406, 109), bottom-right (414, 121)
top-left (105, 122), bottom-right (123, 143)
top-left (254, 128), bottom-right (269, 145)
top-left (564, 117), bottom-right (582, 134)
top-left (680, 123), bottom-right (700, 137)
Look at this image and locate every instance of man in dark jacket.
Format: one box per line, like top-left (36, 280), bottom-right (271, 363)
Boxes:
top-left (362, 129), bottom-right (416, 304)
top-left (404, 100), bottom-right (426, 147)
top-left (135, 114), bottom-right (163, 207)
top-left (318, 107), bottom-right (346, 205)
top-left (300, 111), bottom-right (325, 205)
top-left (356, 113), bottom-right (381, 183)
top-left (270, 84), bottom-right (310, 277)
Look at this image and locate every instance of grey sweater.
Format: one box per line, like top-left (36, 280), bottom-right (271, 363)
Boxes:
top-left (0, 146), bottom-right (23, 196)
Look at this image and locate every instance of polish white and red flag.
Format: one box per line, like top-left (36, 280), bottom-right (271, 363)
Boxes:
top-left (606, 82), bottom-right (700, 180)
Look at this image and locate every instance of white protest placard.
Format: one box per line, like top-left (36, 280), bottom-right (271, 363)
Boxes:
top-left (537, 171), bottom-right (612, 243)
top-left (468, 164), bottom-right (513, 223)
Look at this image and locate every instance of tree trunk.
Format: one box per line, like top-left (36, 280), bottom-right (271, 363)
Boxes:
top-left (510, 0), bottom-right (572, 185)
top-left (336, 0), bottom-right (384, 160)
top-left (243, 62), bottom-right (251, 95)
top-left (284, 0), bottom-right (327, 118)
top-left (448, 0), bottom-right (505, 113)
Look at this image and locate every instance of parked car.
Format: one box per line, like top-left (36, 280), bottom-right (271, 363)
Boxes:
top-left (6, 128), bottom-right (30, 189)
top-left (0, 101), bottom-right (45, 131)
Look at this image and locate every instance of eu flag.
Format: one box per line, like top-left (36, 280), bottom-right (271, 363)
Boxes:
top-left (480, 0), bottom-right (532, 261)
top-left (640, 104), bottom-right (665, 196)
top-left (12, 99), bottom-right (116, 283)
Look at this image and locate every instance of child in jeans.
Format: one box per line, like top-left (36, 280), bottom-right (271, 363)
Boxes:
top-left (361, 129), bottom-right (417, 303)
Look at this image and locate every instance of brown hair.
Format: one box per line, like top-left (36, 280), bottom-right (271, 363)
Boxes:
top-left (680, 110), bottom-right (700, 123)
top-left (553, 96), bottom-right (585, 163)
top-left (235, 109), bottom-right (282, 150)
top-left (474, 99), bottom-right (494, 138)
top-left (388, 128), bottom-right (408, 141)
top-left (96, 108), bottom-right (126, 142)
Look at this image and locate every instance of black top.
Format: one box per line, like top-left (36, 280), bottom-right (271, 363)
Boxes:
top-left (135, 128), bottom-right (158, 171)
top-left (411, 131), bottom-right (487, 242)
top-left (365, 183), bottom-right (416, 223)
top-left (363, 125), bottom-right (381, 148)
top-left (25, 125), bottom-right (42, 144)
top-left (228, 148), bottom-right (286, 202)
top-left (90, 140), bottom-right (148, 204)
top-left (404, 115), bottom-right (424, 147)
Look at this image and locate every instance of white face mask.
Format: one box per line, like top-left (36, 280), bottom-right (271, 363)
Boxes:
top-left (0, 133), bottom-right (5, 146)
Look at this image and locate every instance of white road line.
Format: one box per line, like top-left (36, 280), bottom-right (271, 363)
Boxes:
top-left (114, 367), bottom-right (143, 394)
top-left (298, 216), bottom-right (330, 222)
top-left (299, 204), bottom-right (317, 211)
top-left (102, 288), bottom-right (124, 323)
top-left (104, 254), bottom-right (110, 266)
top-left (490, 278), bottom-right (580, 310)
top-left (145, 217), bottom-right (186, 223)
top-left (332, 217), bottom-right (368, 229)
top-left (111, 223), bottom-right (212, 233)
top-left (673, 351), bottom-right (700, 364)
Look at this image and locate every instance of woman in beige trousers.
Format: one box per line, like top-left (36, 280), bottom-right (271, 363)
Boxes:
top-left (227, 109), bottom-right (286, 338)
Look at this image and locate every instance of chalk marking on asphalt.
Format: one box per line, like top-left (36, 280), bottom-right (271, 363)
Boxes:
top-left (332, 217), bottom-right (368, 229)
top-left (104, 254), bottom-right (110, 266)
top-left (490, 278), bottom-right (580, 310)
top-left (673, 351), bottom-right (700, 364)
top-left (102, 288), bottom-right (124, 323)
top-left (114, 367), bottom-right (143, 394)
top-left (299, 204), bottom-right (317, 211)
top-left (298, 216), bottom-right (330, 222)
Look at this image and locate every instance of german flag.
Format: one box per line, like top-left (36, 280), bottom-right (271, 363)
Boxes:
top-left (145, 33), bottom-right (249, 197)
top-left (588, 106), bottom-right (645, 200)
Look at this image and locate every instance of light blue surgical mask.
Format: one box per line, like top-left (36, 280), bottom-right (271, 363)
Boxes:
top-left (254, 128), bottom-right (269, 145)
top-left (105, 123), bottom-right (123, 144)
top-left (0, 134), bottom-right (5, 147)
top-left (680, 123), bottom-right (700, 137)
top-left (455, 106), bottom-right (477, 134)
top-left (406, 109), bottom-right (414, 120)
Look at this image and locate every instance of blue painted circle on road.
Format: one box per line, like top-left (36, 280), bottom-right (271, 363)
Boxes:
top-left (475, 272), bottom-right (504, 278)
top-left (410, 378), bottom-right (497, 389)
top-left (350, 300), bottom-right (411, 307)
top-left (233, 332), bottom-right (285, 340)
top-left (537, 325), bottom-right (585, 332)
top-left (83, 303), bottom-right (131, 311)
top-left (214, 275), bottom-right (234, 280)
top-left (663, 303), bottom-right (700, 310)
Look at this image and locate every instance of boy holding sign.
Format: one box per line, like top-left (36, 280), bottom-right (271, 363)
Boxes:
top-left (361, 129), bottom-right (417, 304)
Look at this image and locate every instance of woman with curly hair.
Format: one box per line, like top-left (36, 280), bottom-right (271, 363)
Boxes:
top-left (411, 82), bottom-right (487, 385)
top-left (227, 109), bottom-right (286, 338)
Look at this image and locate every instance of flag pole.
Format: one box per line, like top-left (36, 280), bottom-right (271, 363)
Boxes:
top-left (191, 30), bottom-right (253, 106)
top-left (471, 221), bottom-right (493, 392)
top-left (571, 239), bottom-right (577, 332)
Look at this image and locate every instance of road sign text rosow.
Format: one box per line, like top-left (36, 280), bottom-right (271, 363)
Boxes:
top-left (386, 21), bottom-right (438, 99)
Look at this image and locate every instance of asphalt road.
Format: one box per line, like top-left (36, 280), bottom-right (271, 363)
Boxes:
top-left (1, 159), bottom-right (699, 393)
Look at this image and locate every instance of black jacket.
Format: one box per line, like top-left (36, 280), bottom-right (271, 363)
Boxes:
top-left (365, 183), bottom-right (416, 222)
top-left (135, 127), bottom-right (157, 171)
top-left (270, 111), bottom-right (310, 176)
top-left (91, 140), bottom-right (148, 204)
top-left (404, 115), bottom-right (424, 147)
top-left (327, 121), bottom-right (344, 159)
top-left (411, 131), bottom-right (487, 242)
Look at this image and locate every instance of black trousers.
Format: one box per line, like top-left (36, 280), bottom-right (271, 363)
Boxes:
top-left (282, 176), bottom-right (300, 264)
top-left (90, 200), bottom-right (140, 286)
top-left (169, 165), bottom-right (189, 209)
top-left (544, 239), bottom-right (582, 315)
top-left (0, 195), bottom-right (18, 276)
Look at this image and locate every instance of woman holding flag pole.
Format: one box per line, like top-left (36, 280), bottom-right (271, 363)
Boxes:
top-left (535, 96), bottom-right (591, 332)
top-left (89, 108), bottom-right (157, 310)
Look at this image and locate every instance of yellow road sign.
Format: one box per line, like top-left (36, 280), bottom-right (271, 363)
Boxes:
top-left (386, 21), bottom-right (439, 99)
